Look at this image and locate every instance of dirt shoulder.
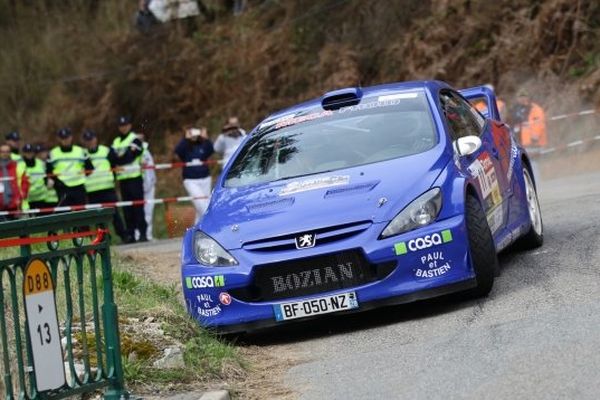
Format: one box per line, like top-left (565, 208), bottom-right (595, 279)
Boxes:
top-left (115, 240), bottom-right (301, 400)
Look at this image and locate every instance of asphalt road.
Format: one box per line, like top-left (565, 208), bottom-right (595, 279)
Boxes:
top-left (243, 170), bottom-right (600, 399)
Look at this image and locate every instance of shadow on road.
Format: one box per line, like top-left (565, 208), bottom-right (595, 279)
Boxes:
top-left (232, 292), bottom-right (483, 347)
top-left (230, 250), bottom-right (538, 347)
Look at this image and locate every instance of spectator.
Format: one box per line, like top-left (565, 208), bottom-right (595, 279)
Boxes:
top-left (233, 0), bottom-right (247, 16)
top-left (21, 143), bottom-right (47, 213)
top-left (510, 89), bottom-right (547, 148)
top-left (136, 0), bottom-right (158, 33)
top-left (136, 132), bottom-right (157, 241)
top-left (34, 144), bottom-right (58, 207)
top-left (0, 143), bottom-right (28, 220)
top-left (5, 131), bottom-right (22, 161)
top-left (34, 143), bottom-right (50, 162)
top-left (497, 98), bottom-right (507, 121)
top-left (5, 131), bottom-right (27, 209)
top-left (47, 128), bottom-right (93, 206)
top-left (473, 84), bottom-right (507, 121)
top-left (174, 126), bottom-right (214, 224)
top-left (214, 116), bottom-right (246, 166)
top-left (82, 129), bottom-right (131, 243)
top-left (223, 0), bottom-right (247, 16)
top-left (112, 116), bottom-right (148, 242)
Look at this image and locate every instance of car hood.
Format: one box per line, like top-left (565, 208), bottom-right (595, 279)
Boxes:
top-left (201, 148), bottom-right (451, 249)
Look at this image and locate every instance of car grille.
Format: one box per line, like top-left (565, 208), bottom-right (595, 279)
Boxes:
top-left (242, 221), bottom-right (372, 252)
top-left (230, 249), bottom-right (396, 302)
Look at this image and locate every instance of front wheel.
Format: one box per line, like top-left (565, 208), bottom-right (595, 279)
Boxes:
top-left (516, 168), bottom-right (544, 249)
top-left (465, 195), bottom-right (498, 297)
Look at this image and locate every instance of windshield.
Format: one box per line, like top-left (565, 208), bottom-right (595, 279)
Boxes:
top-left (224, 90), bottom-right (437, 188)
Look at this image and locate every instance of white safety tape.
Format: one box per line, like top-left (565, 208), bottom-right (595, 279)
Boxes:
top-left (0, 195), bottom-right (208, 216)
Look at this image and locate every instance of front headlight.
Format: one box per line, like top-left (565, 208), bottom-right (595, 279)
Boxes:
top-left (194, 231), bottom-right (238, 267)
top-left (379, 188), bottom-right (442, 239)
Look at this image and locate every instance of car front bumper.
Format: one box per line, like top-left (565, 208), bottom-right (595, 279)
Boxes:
top-left (181, 214), bottom-right (476, 333)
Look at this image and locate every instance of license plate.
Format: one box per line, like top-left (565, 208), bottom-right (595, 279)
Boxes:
top-left (273, 292), bottom-right (358, 322)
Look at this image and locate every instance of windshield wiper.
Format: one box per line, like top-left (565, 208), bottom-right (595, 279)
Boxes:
top-left (271, 170), bottom-right (334, 183)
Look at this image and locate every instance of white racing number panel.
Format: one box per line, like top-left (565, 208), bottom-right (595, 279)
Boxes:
top-left (23, 259), bottom-right (66, 392)
top-left (273, 292), bottom-right (359, 322)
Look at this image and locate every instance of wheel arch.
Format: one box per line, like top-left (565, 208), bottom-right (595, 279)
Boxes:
top-left (464, 182), bottom-right (481, 208)
top-left (520, 154), bottom-right (537, 188)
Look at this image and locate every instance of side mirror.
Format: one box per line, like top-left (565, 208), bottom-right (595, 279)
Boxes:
top-left (453, 135), bottom-right (482, 157)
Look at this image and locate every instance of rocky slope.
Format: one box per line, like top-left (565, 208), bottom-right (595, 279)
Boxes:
top-left (1, 0), bottom-right (598, 150)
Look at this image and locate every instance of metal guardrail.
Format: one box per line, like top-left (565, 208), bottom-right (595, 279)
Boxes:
top-left (0, 209), bottom-right (128, 399)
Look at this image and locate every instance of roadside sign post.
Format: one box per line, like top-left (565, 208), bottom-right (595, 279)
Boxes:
top-left (23, 258), bottom-right (66, 392)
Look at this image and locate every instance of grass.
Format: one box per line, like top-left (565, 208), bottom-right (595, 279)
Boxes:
top-left (0, 232), bottom-right (243, 393)
top-left (109, 259), bottom-right (242, 385)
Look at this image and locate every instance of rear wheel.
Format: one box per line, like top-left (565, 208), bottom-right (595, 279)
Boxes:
top-left (465, 194), bottom-right (498, 297)
top-left (516, 168), bottom-right (544, 249)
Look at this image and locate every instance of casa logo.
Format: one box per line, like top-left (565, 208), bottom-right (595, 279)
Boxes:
top-left (219, 292), bottom-right (232, 306)
top-left (394, 230), bottom-right (453, 256)
top-left (185, 275), bottom-right (225, 289)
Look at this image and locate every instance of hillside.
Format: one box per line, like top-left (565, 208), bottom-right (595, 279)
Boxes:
top-left (1, 0), bottom-right (599, 153)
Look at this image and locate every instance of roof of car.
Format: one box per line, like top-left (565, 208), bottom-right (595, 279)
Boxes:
top-left (260, 80), bottom-right (452, 127)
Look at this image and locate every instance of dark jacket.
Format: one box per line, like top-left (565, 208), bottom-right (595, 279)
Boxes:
top-left (174, 138), bottom-right (214, 179)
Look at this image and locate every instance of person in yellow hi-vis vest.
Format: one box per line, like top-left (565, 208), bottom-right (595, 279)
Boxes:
top-left (21, 143), bottom-right (51, 214)
top-left (82, 129), bottom-right (132, 243)
top-left (34, 143), bottom-right (58, 208)
top-left (112, 116), bottom-right (147, 242)
top-left (46, 128), bottom-right (94, 206)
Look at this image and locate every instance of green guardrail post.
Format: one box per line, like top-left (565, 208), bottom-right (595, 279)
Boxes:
top-left (101, 249), bottom-right (128, 400)
top-left (0, 209), bottom-right (130, 399)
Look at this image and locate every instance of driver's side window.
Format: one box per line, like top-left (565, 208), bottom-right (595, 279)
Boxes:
top-left (440, 90), bottom-right (485, 141)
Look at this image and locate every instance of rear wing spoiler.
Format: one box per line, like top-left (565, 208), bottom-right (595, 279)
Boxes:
top-left (459, 85), bottom-right (500, 121)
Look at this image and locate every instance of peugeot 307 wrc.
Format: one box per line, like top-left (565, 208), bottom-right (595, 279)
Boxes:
top-left (181, 80), bottom-right (543, 333)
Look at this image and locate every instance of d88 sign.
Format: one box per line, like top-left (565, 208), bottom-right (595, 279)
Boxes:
top-left (23, 259), bottom-right (65, 392)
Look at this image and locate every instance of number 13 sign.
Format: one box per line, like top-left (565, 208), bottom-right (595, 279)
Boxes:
top-left (23, 259), bottom-right (66, 392)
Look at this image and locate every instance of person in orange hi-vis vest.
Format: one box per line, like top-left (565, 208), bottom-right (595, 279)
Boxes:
top-left (472, 84), bottom-right (507, 121)
top-left (496, 98), bottom-right (506, 121)
top-left (474, 98), bottom-right (507, 121)
top-left (511, 89), bottom-right (547, 147)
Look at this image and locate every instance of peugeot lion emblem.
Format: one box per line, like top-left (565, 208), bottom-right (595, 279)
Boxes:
top-left (295, 233), bottom-right (316, 249)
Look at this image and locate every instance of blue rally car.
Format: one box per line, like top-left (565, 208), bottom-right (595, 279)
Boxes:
top-left (181, 80), bottom-right (543, 333)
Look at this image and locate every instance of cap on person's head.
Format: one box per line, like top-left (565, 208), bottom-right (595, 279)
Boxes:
top-left (517, 88), bottom-right (529, 98)
top-left (57, 128), bottom-right (72, 138)
top-left (118, 115), bottom-right (132, 126)
top-left (22, 143), bottom-right (34, 153)
top-left (223, 120), bottom-right (240, 131)
top-left (189, 128), bottom-right (201, 137)
top-left (5, 131), bottom-right (20, 141)
top-left (82, 129), bottom-right (97, 141)
top-left (34, 143), bottom-right (47, 153)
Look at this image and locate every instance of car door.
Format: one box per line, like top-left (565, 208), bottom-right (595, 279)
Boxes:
top-left (439, 89), bottom-right (509, 237)
top-left (460, 86), bottom-right (514, 197)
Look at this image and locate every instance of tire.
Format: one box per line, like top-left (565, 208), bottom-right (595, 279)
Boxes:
top-left (465, 194), bottom-right (498, 297)
top-left (515, 168), bottom-right (544, 250)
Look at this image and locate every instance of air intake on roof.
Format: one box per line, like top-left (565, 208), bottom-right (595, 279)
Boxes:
top-left (321, 87), bottom-right (363, 110)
